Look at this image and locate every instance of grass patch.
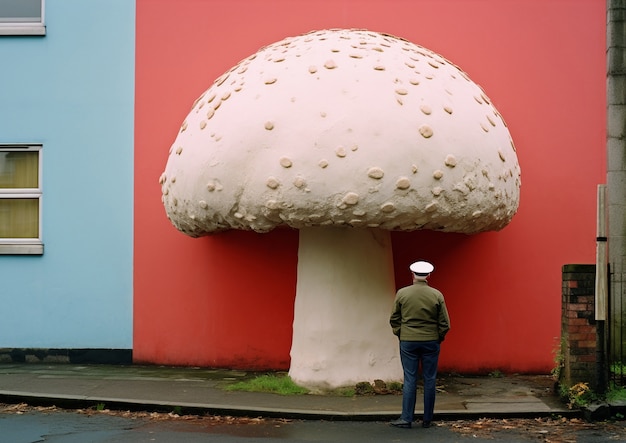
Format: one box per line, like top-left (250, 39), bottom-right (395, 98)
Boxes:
top-left (332, 387), bottom-right (356, 397)
top-left (224, 373), bottom-right (309, 395)
top-left (222, 373), bottom-right (399, 397)
top-left (607, 384), bottom-right (626, 403)
top-left (388, 381), bottom-right (403, 392)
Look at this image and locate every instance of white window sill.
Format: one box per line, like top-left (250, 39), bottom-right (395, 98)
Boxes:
top-left (0, 25), bottom-right (45, 36)
top-left (0, 243), bottom-right (44, 255)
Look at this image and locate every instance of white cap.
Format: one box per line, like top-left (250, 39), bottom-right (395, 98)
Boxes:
top-left (160, 29), bottom-right (521, 237)
top-left (410, 261), bottom-right (434, 276)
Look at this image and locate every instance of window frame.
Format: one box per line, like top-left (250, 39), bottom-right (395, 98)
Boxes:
top-left (0, 0), bottom-right (45, 36)
top-left (0, 144), bottom-right (43, 255)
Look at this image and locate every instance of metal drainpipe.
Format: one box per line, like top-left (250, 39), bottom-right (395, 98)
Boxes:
top-left (607, 0), bottom-right (626, 375)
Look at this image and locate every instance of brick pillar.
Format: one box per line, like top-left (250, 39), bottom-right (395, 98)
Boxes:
top-left (561, 264), bottom-right (598, 390)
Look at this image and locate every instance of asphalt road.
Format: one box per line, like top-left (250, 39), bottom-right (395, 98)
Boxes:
top-left (2, 406), bottom-right (626, 443)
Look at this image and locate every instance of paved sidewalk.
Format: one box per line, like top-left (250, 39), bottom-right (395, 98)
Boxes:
top-left (0, 364), bottom-right (573, 421)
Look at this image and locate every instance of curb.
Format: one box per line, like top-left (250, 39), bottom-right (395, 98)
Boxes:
top-left (0, 390), bottom-right (581, 422)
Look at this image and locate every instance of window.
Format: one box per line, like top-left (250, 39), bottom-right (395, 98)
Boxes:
top-left (0, 0), bottom-right (45, 36)
top-left (0, 144), bottom-right (43, 254)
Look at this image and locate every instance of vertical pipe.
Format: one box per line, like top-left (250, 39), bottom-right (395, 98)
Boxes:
top-left (596, 184), bottom-right (607, 321)
top-left (596, 185), bottom-right (608, 392)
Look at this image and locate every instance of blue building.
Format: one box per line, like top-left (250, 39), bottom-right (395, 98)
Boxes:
top-left (0, 0), bottom-right (135, 360)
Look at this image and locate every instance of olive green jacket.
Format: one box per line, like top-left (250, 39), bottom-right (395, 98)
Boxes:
top-left (390, 280), bottom-right (451, 342)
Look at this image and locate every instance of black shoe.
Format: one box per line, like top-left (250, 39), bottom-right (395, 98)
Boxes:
top-left (422, 421), bottom-right (432, 428)
top-left (389, 418), bottom-right (412, 429)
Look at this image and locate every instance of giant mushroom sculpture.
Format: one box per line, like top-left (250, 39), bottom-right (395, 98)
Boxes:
top-left (160, 29), bottom-right (521, 388)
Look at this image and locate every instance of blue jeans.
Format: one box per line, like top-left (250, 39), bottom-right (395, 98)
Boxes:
top-left (399, 340), bottom-right (440, 422)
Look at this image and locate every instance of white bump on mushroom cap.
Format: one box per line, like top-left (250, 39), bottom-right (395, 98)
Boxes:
top-left (432, 186), bottom-right (444, 196)
top-left (418, 124), bottom-right (434, 138)
top-left (444, 154), bottom-right (457, 167)
top-left (367, 167), bottom-right (385, 179)
top-left (395, 177), bottom-right (411, 190)
top-left (266, 176), bottom-right (280, 189)
top-left (293, 176), bottom-right (307, 189)
top-left (341, 192), bottom-right (360, 206)
top-left (162, 29), bottom-right (520, 236)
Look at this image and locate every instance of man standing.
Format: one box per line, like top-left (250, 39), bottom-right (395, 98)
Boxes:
top-left (389, 261), bottom-right (451, 429)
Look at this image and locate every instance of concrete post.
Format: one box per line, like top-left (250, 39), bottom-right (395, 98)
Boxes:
top-left (607, 0), bottom-right (626, 365)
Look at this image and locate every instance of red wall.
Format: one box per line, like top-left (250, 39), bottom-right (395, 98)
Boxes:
top-left (134, 0), bottom-right (606, 373)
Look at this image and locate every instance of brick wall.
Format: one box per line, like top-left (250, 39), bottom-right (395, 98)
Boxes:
top-left (561, 264), bottom-right (599, 390)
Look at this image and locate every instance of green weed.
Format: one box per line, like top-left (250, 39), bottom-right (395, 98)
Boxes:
top-left (563, 382), bottom-right (598, 409)
top-left (606, 384), bottom-right (626, 403)
top-left (610, 362), bottom-right (626, 376)
top-left (224, 373), bottom-right (309, 395)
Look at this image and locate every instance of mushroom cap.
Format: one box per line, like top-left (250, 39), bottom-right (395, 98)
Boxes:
top-left (161, 29), bottom-right (521, 236)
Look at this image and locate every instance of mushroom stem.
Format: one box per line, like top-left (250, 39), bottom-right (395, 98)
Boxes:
top-left (289, 226), bottom-right (403, 389)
